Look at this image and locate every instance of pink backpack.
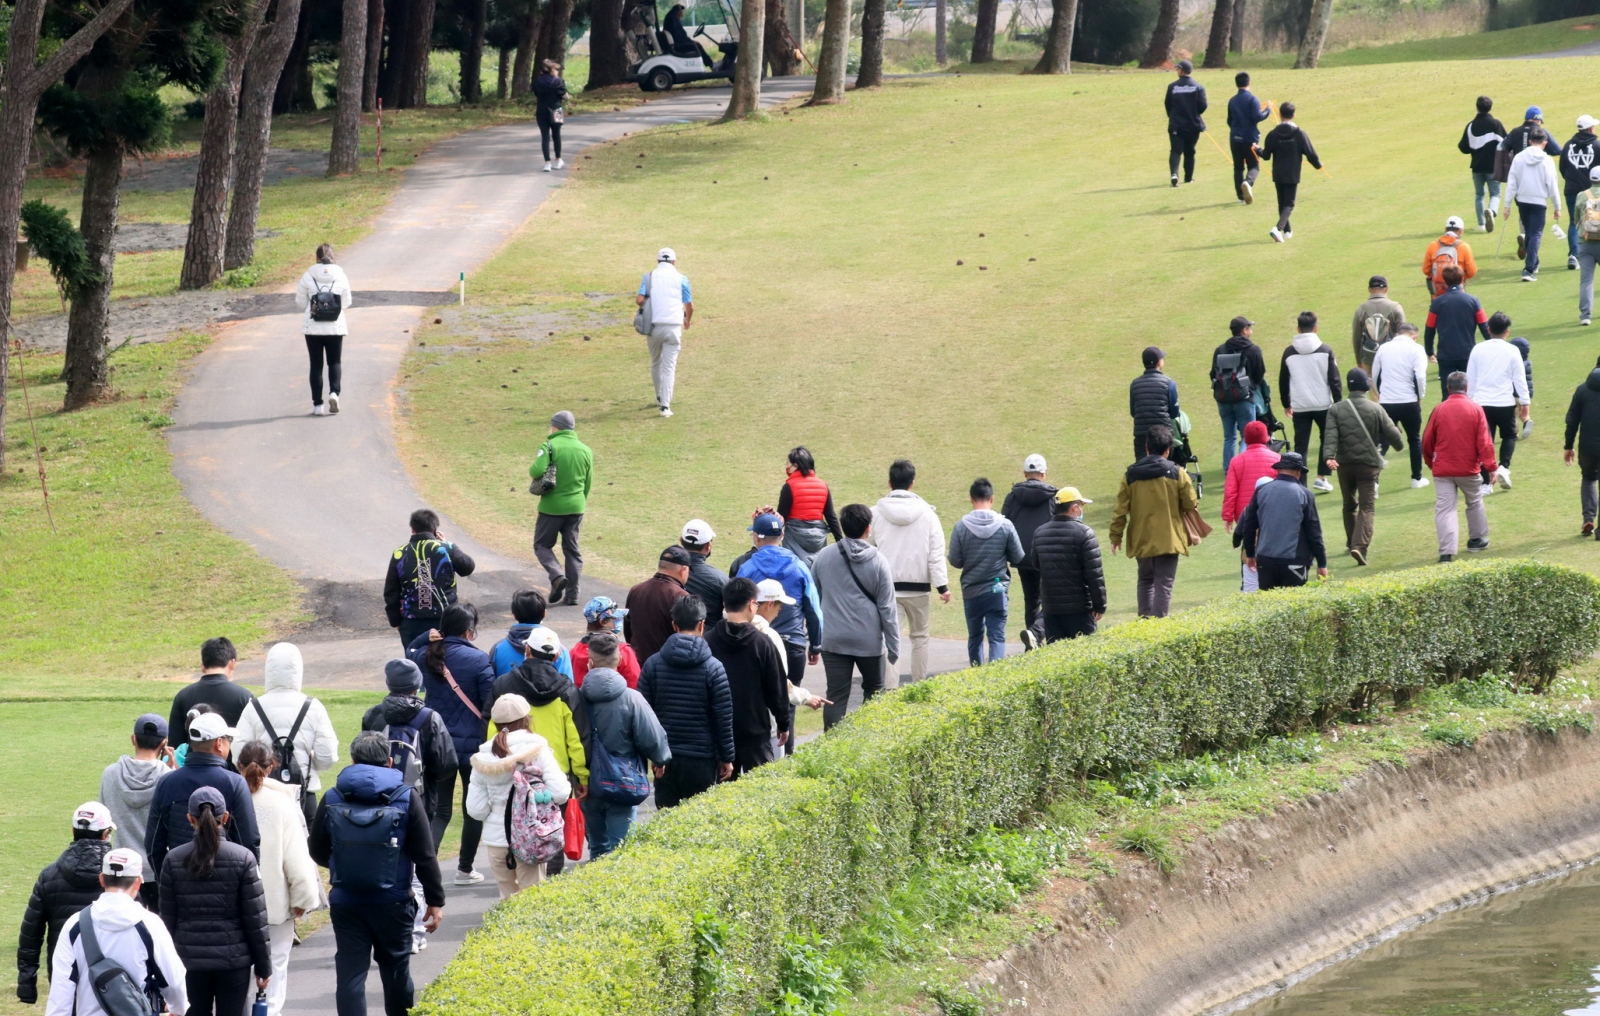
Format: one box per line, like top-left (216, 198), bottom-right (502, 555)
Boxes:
top-left (504, 763), bottom-right (564, 867)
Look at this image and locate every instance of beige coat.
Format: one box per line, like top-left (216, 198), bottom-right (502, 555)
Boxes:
top-left (252, 780), bottom-right (320, 925)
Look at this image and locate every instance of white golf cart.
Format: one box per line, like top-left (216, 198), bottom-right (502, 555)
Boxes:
top-left (627, 0), bottom-right (740, 92)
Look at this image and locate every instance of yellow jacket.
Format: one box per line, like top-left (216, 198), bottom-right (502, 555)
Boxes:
top-left (1108, 456), bottom-right (1198, 558)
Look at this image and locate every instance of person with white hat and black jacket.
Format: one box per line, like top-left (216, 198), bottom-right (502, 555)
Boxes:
top-left (1024, 488), bottom-right (1105, 643)
top-left (635, 248), bottom-right (693, 418)
top-left (1561, 115), bottom-right (1600, 270)
top-left (680, 519), bottom-right (728, 624)
top-left (1000, 454), bottom-right (1057, 651)
top-left (18, 804), bottom-right (117, 1006)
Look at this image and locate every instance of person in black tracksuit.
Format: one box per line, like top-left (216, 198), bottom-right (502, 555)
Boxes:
top-left (1164, 59), bottom-right (1207, 187)
top-left (1000, 461), bottom-right (1057, 649)
top-left (1259, 101), bottom-right (1321, 241)
top-left (1560, 118), bottom-right (1600, 266)
top-left (1459, 96), bottom-right (1506, 231)
top-left (532, 60), bottom-right (568, 170)
top-left (16, 819), bottom-right (111, 1004)
top-left (1130, 345), bottom-right (1180, 460)
top-left (1024, 494), bottom-right (1106, 642)
top-left (1227, 72), bottom-right (1272, 203)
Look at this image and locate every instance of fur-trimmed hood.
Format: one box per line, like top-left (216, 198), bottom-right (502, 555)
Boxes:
top-left (469, 729), bottom-right (553, 776)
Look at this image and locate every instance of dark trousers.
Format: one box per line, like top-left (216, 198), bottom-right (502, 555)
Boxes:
top-left (782, 641), bottom-right (808, 755)
top-left (1518, 200), bottom-right (1547, 274)
top-left (1291, 409), bottom-right (1331, 476)
top-left (1482, 404), bottom-right (1519, 467)
top-left (821, 651), bottom-right (885, 729)
top-left (396, 617), bottom-right (434, 649)
top-left (305, 335), bottom-right (343, 405)
top-left (655, 756), bottom-right (718, 809)
top-left (1581, 450), bottom-right (1600, 524)
top-left (1274, 180), bottom-right (1298, 232)
top-left (1436, 358), bottom-right (1469, 401)
top-left (1169, 129), bottom-right (1199, 180)
top-left (732, 737), bottom-right (775, 776)
top-left (331, 900), bottom-right (415, 1016)
top-left (1136, 555), bottom-right (1179, 617)
top-left (1043, 612), bottom-right (1096, 642)
top-left (1337, 462), bottom-right (1380, 554)
top-left (185, 965), bottom-right (252, 1016)
top-left (536, 109), bottom-right (562, 160)
top-left (533, 511), bottom-right (583, 600)
top-left (1231, 139), bottom-right (1260, 198)
top-left (1382, 401), bottom-right (1424, 479)
top-left (1016, 567), bottom-right (1044, 639)
top-left (1256, 556), bottom-right (1309, 590)
top-left (431, 757), bottom-right (483, 872)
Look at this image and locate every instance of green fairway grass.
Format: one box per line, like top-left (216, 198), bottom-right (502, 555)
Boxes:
top-left (397, 58), bottom-right (1600, 636)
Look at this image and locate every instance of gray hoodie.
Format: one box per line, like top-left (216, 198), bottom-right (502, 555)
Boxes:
top-left (947, 510), bottom-right (1026, 597)
top-left (99, 755), bottom-right (169, 864)
top-left (811, 538), bottom-right (901, 661)
top-left (579, 666), bottom-right (672, 765)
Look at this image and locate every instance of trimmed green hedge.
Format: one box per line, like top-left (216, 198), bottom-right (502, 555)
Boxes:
top-left (417, 561), bottom-right (1600, 1016)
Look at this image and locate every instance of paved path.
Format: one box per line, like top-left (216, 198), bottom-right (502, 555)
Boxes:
top-left (1509, 37), bottom-right (1600, 58)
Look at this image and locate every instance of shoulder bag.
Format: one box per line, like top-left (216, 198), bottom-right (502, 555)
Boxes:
top-left (633, 277), bottom-right (654, 335)
top-left (1343, 400), bottom-right (1388, 470)
top-left (440, 663), bottom-right (483, 720)
top-left (528, 442), bottom-right (558, 496)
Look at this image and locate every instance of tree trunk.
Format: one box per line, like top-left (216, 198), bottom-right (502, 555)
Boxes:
top-left (399, 0), bottom-right (437, 107)
top-left (856, 0), bottom-right (884, 86)
top-left (935, 0), bottom-right (947, 65)
top-left (764, 0), bottom-right (801, 75)
top-left (226, 0), bottom-right (305, 270)
top-left (1030, 0), bottom-right (1077, 72)
top-left (274, 0), bottom-right (318, 112)
top-left (62, 145), bottom-right (123, 410)
top-left (809, 0), bottom-right (850, 104)
top-left (1140, 0), bottom-right (1180, 67)
top-left (460, 0), bottom-right (488, 100)
top-left (585, 0), bottom-right (629, 88)
top-left (1294, 0), bottom-right (1333, 67)
top-left (1202, 0), bottom-right (1232, 66)
top-left (329, 0), bottom-right (370, 172)
top-left (538, 0), bottom-right (574, 63)
top-left (363, 0), bottom-right (386, 109)
top-left (512, 1), bottom-right (540, 95)
top-left (379, 0), bottom-right (407, 105)
top-left (1230, 0), bottom-right (1246, 50)
top-left (725, 0), bottom-right (766, 117)
top-left (970, 0), bottom-right (998, 63)
top-left (497, 45), bottom-right (511, 96)
top-left (790, 0), bottom-right (804, 42)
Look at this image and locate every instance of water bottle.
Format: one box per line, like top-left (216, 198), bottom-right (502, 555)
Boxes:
top-left (253, 989), bottom-right (268, 1016)
top-left (991, 576), bottom-right (1003, 597)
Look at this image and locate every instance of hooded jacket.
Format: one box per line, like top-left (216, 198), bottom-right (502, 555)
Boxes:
top-left (1459, 112), bottom-right (1507, 175)
top-left (294, 262), bottom-right (352, 336)
top-left (734, 544), bottom-right (824, 650)
top-left (1324, 397), bottom-right (1405, 471)
top-left (99, 756), bottom-right (168, 868)
top-left (158, 832), bottom-right (271, 975)
top-left (408, 632), bottom-right (495, 760)
top-left (489, 624), bottom-right (573, 679)
top-left (1567, 368), bottom-right (1600, 456)
top-left (309, 764), bottom-right (444, 908)
top-left (466, 729), bottom-right (571, 849)
top-left (624, 572), bottom-right (691, 663)
top-left (1222, 439), bottom-right (1281, 524)
top-left (811, 539), bottom-right (901, 660)
top-left (1279, 334), bottom-right (1341, 412)
top-left (43, 891), bottom-right (188, 1016)
top-left (1259, 122), bottom-right (1321, 185)
top-left (1109, 456), bottom-right (1198, 559)
top-left (1164, 74), bottom-right (1207, 133)
top-left (492, 658), bottom-right (590, 783)
top-left (1237, 475), bottom-right (1326, 567)
top-left (1210, 334), bottom-right (1267, 398)
top-left (685, 552), bottom-right (730, 624)
top-left (145, 751), bottom-right (259, 877)
top-left (1423, 394), bottom-right (1497, 478)
top-left (947, 510), bottom-right (1026, 597)
top-left (572, 634), bottom-right (642, 688)
top-left (579, 667), bottom-right (671, 766)
top-left (637, 633), bottom-right (735, 763)
top-left (1025, 517), bottom-right (1106, 616)
top-left (249, 780), bottom-right (320, 926)
top-left (867, 491), bottom-right (949, 594)
top-left (1000, 479), bottom-right (1059, 559)
top-left (360, 693), bottom-right (458, 818)
top-left (704, 620), bottom-right (790, 747)
top-left (17, 839), bottom-right (110, 1003)
top-left (230, 644), bottom-right (339, 794)
top-left (1505, 143), bottom-right (1562, 209)
top-left (1424, 286), bottom-right (1490, 363)
top-left (1563, 131), bottom-right (1600, 193)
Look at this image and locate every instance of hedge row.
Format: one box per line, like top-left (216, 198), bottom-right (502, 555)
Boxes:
top-left (417, 561), bottom-right (1600, 1016)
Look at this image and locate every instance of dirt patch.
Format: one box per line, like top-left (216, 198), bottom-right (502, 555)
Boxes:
top-left (112, 222), bottom-right (280, 254)
top-left (424, 302), bottom-right (618, 347)
top-left (975, 725), bottom-right (1600, 1015)
top-left (121, 149), bottom-right (329, 192)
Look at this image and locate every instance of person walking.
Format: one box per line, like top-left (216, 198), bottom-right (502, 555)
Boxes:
top-left (17, 804), bottom-right (116, 1007)
top-left (811, 505), bottom-right (900, 725)
top-left (1109, 425), bottom-right (1197, 618)
top-left (1423, 371), bottom-right (1497, 561)
top-left (1259, 101), bottom-right (1322, 242)
top-left (234, 743), bottom-right (318, 1016)
top-left (637, 597), bottom-right (735, 807)
top-left (230, 642), bottom-right (340, 827)
top-left (1351, 277), bottom-right (1406, 374)
top-left (1460, 96), bottom-right (1506, 232)
top-left (384, 510), bottom-right (477, 649)
top-left (1164, 59), bottom-right (1207, 188)
top-left (867, 459), bottom-right (949, 685)
top-left (1211, 316), bottom-right (1267, 472)
top-left (1000, 454), bottom-right (1057, 650)
top-left (1221, 420), bottom-right (1282, 592)
top-left (1499, 106), bottom-right (1563, 253)
top-left (529, 410), bottom-right (593, 606)
top-left (309, 732), bottom-right (445, 1016)
top-left (1237, 453), bottom-right (1328, 590)
top-left (777, 447), bottom-right (844, 568)
top-left (406, 602), bottom-right (494, 886)
top-left (1279, 310), bottom-right (1341, 492)
top-left (1371, 322), bottom-right (1431, 488)
top-left (1575, 166), bottom-right (1600, 326)
top-left (1130, 346), bottom-right (1180, 460)
top-left (43, 849), bottom-right (188, 1016)
top-left (625, 546), bottom-right (694, 663)
top-left (1024, 488), bottom-right (1105, 641)
top-left (145, 713), bottom-right (260, 880)
top-left (465, 694), bottom-right (571, 898)
top-left (168, 638), bottom-right (255, 742)
top-left (1564, 356), bottom-right (1600, 537)
top-left (1422, 218), bottom-right (1477, 298)
top-left (532, 60), bottom-right (567, 172)
top-left (734, 513), bottom-right (824, 700)
top-left (99, 715), bottom-right (174, 884)
top-left (1466, 311), bottom-right (1531, 491)
top-left (1227, 72), bottom-right (1271, 204)
top-left (705, 577), bottom-right (791, 769)
top-left (294, 244), bottom-right (352, 416)
top-left (158, 787), bottom-right (271, 1016)
top-left (1323, 369), bottom-right (1405, 566)
top-left (635, 248), bottom-right (692, 418)
top-left (680, 519), bottom-right (729, 624)
top-left (572, 597), bottom-right (641, 686)
top-left (578, 632), bottom-right (670, 856)
top-left (947, 479), bottom-right (1025, 667)
top-left (1423, 265), bottom-right (1489, 398)
top-left (489, 590), bottom-right (573, 679)
top-left (1560, 114), bottom-right (1600, 269)
top-left (1505, 126), bottom-right (1563, 281)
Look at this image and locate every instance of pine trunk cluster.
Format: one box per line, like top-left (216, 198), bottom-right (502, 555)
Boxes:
top-left (725, 0), bottom-right (767, 118)
top-left (1032, 0), bottom-right (1077, 73)
top-left (970, 0), bottom-right (999, 63)
top-left (1294, 0), bottom-right (1334, 67)
top-left (586, 0), bottom-right (631, 89)
top-left (1140, 0), bottom-right (1181, 68)
top-left (1203, 0), bottom-right (1233, 67)
top-left (809, 0), bottom-right (850, 104)
top-left (227, 0), bottom-right (306, 270)
top-left (856, 0), bottom-right (885, 87)
top-left (764, 0), bottom-right (801, 75)
top-left (62, 146), bottom-right (123, 409)
top-left (329, 0), bottom-right (370, 175)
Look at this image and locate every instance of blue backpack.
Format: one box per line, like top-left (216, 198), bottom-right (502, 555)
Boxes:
top-left (587, 731), bottom-right (651, 806)
top-left (326, 786), bottom-right (409, 893)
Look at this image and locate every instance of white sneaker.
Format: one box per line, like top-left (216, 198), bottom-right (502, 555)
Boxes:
top-left (1486, 207), bottom-right (1496, 232)
top-left (1411, 477), bottom-right (1428, 489)
top-left (660, 407), bottom-right (673, 418)
top-left (326, 391), bottom-right (340, 414)
top-left (1241, 181), bottom-right (1253, 205)
top-left (554, 158), bottom-right (565, 169)
top-left (1284, 231), bottom-right (1293, 239)
top-left (543, 162), bottom-right (552, 173)
top-left (1496, 466), bottom-right (1512, 490)
top-left (454, 869), bottom-right (485, 886)
top-left (1373, 479), bottom-right (1380, 500)
top-left (1269, 227), bottom-right (1284, 243)
top-left (312, 404), bottom-right (328, 416)
top-left (1313, 477), bottom-right (1333, 492)
top-left (1583, 318), bottom-right (1592, 326)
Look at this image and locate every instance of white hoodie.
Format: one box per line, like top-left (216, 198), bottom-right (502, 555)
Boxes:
top-left (232, 643), bottom-right (339, 793)
top-left (466, 729), bottom-right (570, 849)
top-left (253, 780), bottom-right (321, 924)
top-left (1280, 333), bottom-right (1339, 412)
top-left (46, 892), bottom-right (188, 1016)
top-left (294, 262), bottom-right (353, 336)
top-left (1504, 144), bottom-right (1561, 210)
top-left (867, 491), bottom-right (949, 593)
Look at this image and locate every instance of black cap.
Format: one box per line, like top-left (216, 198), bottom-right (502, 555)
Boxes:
top-left (1142, 346), bottom-right (1165, 368)
top-left (1369, 275), bottom-right (1388, 289)
top-left (1229, 315), bottom-right (1253, 335)
top-left (1177, 59), bottom-right (1193, 74)
top-left (1347, 368), bottom-right (1371, 392)
top-left (659, 545), bottom-right (693, 567)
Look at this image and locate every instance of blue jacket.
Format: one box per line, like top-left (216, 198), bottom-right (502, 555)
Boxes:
top-left (1237, 475), bottom-right (1327, 568)
top-left (734, 544), bottom-right (824, 651)
top-left (1227, 89), bottom-right (1271, 144)
top-left (408, 633), bottom-right (495, 759)
top-left (144, 750), bottom-right (259, 877)
top-left (489, 624), bottom-right (572, 679)
top-left (309, 764), bottom-right (445, 907)
top-left (637, 634), bottom-right (735, 763)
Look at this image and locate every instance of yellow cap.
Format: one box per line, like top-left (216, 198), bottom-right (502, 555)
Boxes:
top-left (1055, 486), bottom-right (1092, 506)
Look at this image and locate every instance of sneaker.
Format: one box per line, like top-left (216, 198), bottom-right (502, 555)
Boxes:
top-left (1373, 479), bottom-right (1381, 500)
top-left (326, 391), bottom-right (340, 414)
top-left (1485, 207), bottom-right (1496, 232)
top-left (1522, 272), bottom-right (1536, 282)
top-left (1411, 477), bottom-right (1428, 488)
top-left (1284, 230), bottom-right (1293, 239)
top-left (660, 407), bottom-right (673, 418)
top-left (1019, 629), bottom-right (1038, 652)
top-left (1518, 233), bottom-right (1527, 259)
top-left (1171, 175), bottom-right (1179, 188)
top-left (1241, 181), bottom-right (1253, 204)
top-left (1584, 522), bottom-right (1595, 536)
top-left (1466, 537), bottom-right (1490, 553)
top-left (1312, 476), bottom-right (1334, 492)
top-left (1269, 227), bottom-right (1285, 243)
top-left (554, 158), bottom-right (565, 169)
top-left (1439, 554), bottom-right (1454, 563)
top-left (1521, 418), bottom-right (1533, 439)
top-left (543, 162), bottom-right (552, 172)
top-left (412, 938), bottom-right (427, 955)
top-left (549, 574), bottom-right (568, 603)
top-left (454, 869), bottom-right (485, 886)
top-left (312, 403), bottom-right (328, 416)
top-left (1350, 548), bottom-right (1368, 566)
top-left (1495, 466), bottom-right (1512, 490)
top-left (1585, 318), bottom-right (1593, 327)
top-left (1572, 255), bottom-right (1580, 271)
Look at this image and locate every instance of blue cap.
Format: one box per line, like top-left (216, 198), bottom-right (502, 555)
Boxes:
top-left (133, 713), bottom-right (168, 739)
top-left (748, 513), bottom-right (784, 537)
top-left (1526, 106), bottom-right (1543, 120)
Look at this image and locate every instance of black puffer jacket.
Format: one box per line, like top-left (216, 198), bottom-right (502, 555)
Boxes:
top-left (1129, 369), bottom-right (1176, 438)
top-left (158, 837), bottom-right (271, 975)
top-left (638, 633), bottom-right (734, 763)
top-left (1000, 479), bottom-right (1058, 559)
top-left (361, 694), bottom-right (459, 817)
top-left (1026, 518), bottom-right (1107, 616)
top-left (16, 838), bottom-right (109, 1002)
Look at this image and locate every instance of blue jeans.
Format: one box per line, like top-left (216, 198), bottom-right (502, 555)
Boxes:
top-left (1568, 191), bottom-right (1583, 259)
top-left (963, 587), bottom-right (1007, 666)
top-left (1218, 400), bottom-right (1256, 474)
top-left (582, 796), bottom-right (637, 858)
top-left (1519, 200), bottom-right (1546, 275)
top-left (1473, 172), bottom-right (1500, 227)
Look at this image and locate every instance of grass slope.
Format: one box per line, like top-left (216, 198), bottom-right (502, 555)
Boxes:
top-left (397, 58), bottom-right (1600, 635)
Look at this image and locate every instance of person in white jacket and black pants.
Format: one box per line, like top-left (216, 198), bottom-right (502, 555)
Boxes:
top-left (1467, 311), bottom-right (1532, 490)
top-left (1278, 311), bottom-right (1342, 491)
top-left (231, 643), bottom-right (340, 828)
top-left (465, 693), bottom-right (570, 900)
top-left (1371, 322), bottom-right (1431, 487)
top-left (867, 459), bottom-right (949, 688)
top-left (1505, 127), bottom-right (1563, 282)
top-left (235, 742), bottom-right (320, 1016)
top-left (294, 244), bottom-right (353, 415)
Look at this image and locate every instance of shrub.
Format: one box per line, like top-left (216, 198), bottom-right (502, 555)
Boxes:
top-left (417, 561), bottom-right (1600, 1016)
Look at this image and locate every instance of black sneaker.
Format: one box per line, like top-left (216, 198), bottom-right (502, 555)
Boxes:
top-left (549, 574), bottom-right (568, 602)
top-left (1439, 554), bottom-right (1454, 563)
top-left (1019, 629), bottom-right (1038, 652)
top-left (1571, 255), bottom-right (1580, 270)
top-left (1170, 175), bottom-right (1179, 188)
top-left (1466, 537), bottom-right (1490, 552)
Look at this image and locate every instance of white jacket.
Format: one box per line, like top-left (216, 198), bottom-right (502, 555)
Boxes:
top-left (867, 491), bottom-right (948, 592)
top-left (232, 643), bottom-right (339, 793)
top-left (1504, 145), bottom-right (1561, 210)
top-left (294, 263), bottom-right (353, 336)
top-left (466, 729), bottom-right (571, 849)
top-left (1371, 335), bottom-right (1429, 405)
top-left (1467, 337), bottom-right (1531, 408)
top-left (252, 780), bottom-right (321, 925)
top-left (46, 892), bottom-right (188, 1016)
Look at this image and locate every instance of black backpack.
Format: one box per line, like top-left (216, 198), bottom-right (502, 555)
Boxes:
top-left (1212, 351), bottom-right (1254, 404)
top-left (326, 785), bottom-right (409, 894)
top-left (70, 910), bottom-right (166, 1016)
top-left (384, 708), bottom-right (434, 792)
top-left (309, 281), bottom-right (342, 322)
top-left (252, 699), bottom-right (313, 789)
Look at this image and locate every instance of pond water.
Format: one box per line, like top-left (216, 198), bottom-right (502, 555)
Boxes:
top-left (1232, 863), bottom-right (1600, 1016)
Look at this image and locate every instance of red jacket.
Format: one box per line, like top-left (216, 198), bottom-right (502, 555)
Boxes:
top-left (782, 471), bottom-right (831, 521)
top-left (1222, 442), bottom-right (1280, 523)
top-left (1423, 393), bottom-right (1497, 477)
top-left (571, 638), bottom-right (641, 688)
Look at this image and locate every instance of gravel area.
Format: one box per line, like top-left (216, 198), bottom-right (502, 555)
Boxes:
top-left (121, 148), bottom-right (329, 192)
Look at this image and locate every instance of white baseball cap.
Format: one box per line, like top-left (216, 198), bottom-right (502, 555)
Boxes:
top-left (754, 578), bottom-right (796, 605)
top-left (525, 626), bottom-right (562, 657)
top-left (1445, 215), bottom-right (1465, 231)
top-left (681, 519), bottom-right (716, 546)
top-left (73, 801), bottom-right (116, 833)
top-left (188, 711), bottom-right (236, 742)
top-left (1023, 453), bottom-right (1047, 473)
top-left (101, 848), bottom-right (143, 879)
top-left (1579, 114), bottom-right (1599, 130)
top-left (658, 247), bottom-right (676, 262)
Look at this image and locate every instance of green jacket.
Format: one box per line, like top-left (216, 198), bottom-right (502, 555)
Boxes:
top-left (1323, 397), bottom-right (1404, 472)
top-left (530, 429), bottom-right (594, 516)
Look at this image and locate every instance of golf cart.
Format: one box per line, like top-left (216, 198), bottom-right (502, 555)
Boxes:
top-left (627, 0), bottom-right (739, 92)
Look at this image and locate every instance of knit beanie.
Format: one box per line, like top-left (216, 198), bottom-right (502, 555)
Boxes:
top-left (550, 410), bottom-right (576, 431)
top-left (385, 658), bottom-right (423, 693)
top-left (1243, 420), bottom-right (1269, 445)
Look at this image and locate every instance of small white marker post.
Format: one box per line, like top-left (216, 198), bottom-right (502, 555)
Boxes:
top-left (459, 271), bottom-right (465, 305)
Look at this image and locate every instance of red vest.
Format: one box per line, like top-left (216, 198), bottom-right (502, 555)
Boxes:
top-left (784, 472), bottom-right (830, 521)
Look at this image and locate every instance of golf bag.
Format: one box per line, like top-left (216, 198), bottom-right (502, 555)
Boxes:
top-left (1253, 382), bottom-right (1290, 453)
top-left (1171, 410), bottom-right (1203, 499)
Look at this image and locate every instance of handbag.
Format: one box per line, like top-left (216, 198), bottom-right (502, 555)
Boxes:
top-left (563, 797), bottom-right (585, 860)
top-left (528, 442), bottom-right (558, 496)
top-left (1182, 508), bottom-right (1213, 546)
top-left (551, 107), bottom-right (565, 124)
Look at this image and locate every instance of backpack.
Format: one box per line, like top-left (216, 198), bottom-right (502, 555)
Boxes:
top-left (308, 281), bottom-right (342, 322)
top-left (1431, 236), bottom-right (1462, 292)
top-left (251, 699), bottom-right (312, 790)
top-left (1361, 313), bottom-right (1392, 359)
top-left (384, 708), bottom-right (434, 792)
top-left (393, 539), bottom-right (456, 619)
top-left (325, 785), bottom-right (409, 894)
top-left (1212, 351), bottom-right (1254, 404)
top-left (503, 763), bottom-right (564, 867)
top-left (71, 910), bottom-right (165, 1016)
top-left (1582, 193), bottom-right (1600, 242)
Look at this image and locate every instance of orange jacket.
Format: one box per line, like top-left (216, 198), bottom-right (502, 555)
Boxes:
top-left (1423, 233), bottom-right (1477, 296)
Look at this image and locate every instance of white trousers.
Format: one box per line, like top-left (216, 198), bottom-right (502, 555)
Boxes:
top-left (894, 593), bottom-right (931, 685)
top-left (265, 919), bottom-right (296, 1016)
top-left (648, 325), bottom-right (683, 408)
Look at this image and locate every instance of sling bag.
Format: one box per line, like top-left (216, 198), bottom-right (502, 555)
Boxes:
top-left (441, 663), bottom-right (483, 720)
top-left (72, 910), bottom-right (165, 1016)
top-left (1336, 399), bottom-right (1388, 471)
